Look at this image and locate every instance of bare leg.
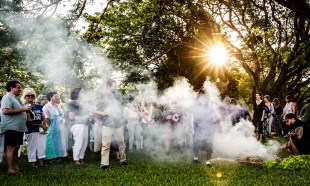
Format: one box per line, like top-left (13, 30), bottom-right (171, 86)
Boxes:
top-left (115, 151), bottom-right (120, 160)
top-left (287, 138), bottom-right (299, 155)
top-left (279, 138), bottom-right (299, 155)
top-left (206, 150), bottom-right (212, 167)
top-left (13, 145), bottom-right (20, 170)
top-left (164, 138), bottom-right (171, 153)
top-left (6, 146), bottom-right (18, 173)
top-left (206, 152), bottom-right (212, 161)
top-left (39, 159), bottom-right (45, 166)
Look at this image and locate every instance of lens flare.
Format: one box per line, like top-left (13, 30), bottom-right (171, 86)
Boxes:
top-left (208, 44), bottom-right (227, 66)
top-left (216, 172), bottom-right (223, 178)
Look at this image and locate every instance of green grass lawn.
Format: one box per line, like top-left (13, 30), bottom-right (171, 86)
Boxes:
top-left (1, 147), bottom-right (310, 186)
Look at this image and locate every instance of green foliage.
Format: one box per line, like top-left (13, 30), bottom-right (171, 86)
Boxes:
top-left (84, 0), bottom-right (309, 104)
top-left (264, 155), bottom-right (310, 170)
top-left (0, 17), bottom-right (46, 95)
top-left (0, 0), bottom-right (23, 11)
top-left (84, 0), bottom-right (219, 91)
top-left (0, 3), bottom-right (100, 96)
top-left (207, 0), bottom-right (310, 103)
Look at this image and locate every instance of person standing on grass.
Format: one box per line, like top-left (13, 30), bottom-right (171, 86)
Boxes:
top-left (140, 97), bottom-right (155, 150)
top-left (252, 93), bottom-right (265, 141)
top-left (93, 79), bottom-right (127, 170)
top-left (279, 113), bottom-right (310, 155)
top-left (22, 88), bottom-right (48, 168)
top-left (263, 95), bottom-right (274, 137)
top-left (67, 88), bottom-right (91, 165)
top-left (282, 95), bottom-right (295, 137)
top-left (272, 98), bottom-right (283, 136)
top-left (163, 99), bottom-right (184, 155)
top-left (43, 92), bottom-right (67, 162)
top-left (192, 88), bottom-right (218, 167)
top-left (123, 96), bottom-right (141, 153)
top-left (0, 80), bottom-right (32, 174)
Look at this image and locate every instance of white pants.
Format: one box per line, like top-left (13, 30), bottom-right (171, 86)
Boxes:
top-left (0, 134), bottom-right (4, 163)
top-left (18, 133), bottom-right (26, 157)
top-left (26, 132), bottom-right (47, 162)
top-left (101, 126), bottom-right (126, 165)
top-left (70, 124), bottom-right (89, 161)
top-left (127, 121), bottom-right (142, 150)
top-left (58, 119), bottom-right (68, 157)
top-left (93, 121), bottom-right (102, 152)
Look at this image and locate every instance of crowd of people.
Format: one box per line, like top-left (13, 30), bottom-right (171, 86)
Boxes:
top-left (0, 80), bottom-right (309, 174)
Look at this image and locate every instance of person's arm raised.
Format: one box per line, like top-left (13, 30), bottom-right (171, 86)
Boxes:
top-left (2, 105), bottom-right (31, 115)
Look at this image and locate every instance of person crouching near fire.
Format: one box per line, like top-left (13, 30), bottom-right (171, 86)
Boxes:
top-left (279, 113), bottom-right (310, 155)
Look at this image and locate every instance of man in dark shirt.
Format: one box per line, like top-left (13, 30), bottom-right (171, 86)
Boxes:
top-left (279, 113), bottom-right (310, 155)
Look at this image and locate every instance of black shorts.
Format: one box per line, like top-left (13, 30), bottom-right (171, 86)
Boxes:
top-left (292, 138), bottom-right (310, 155)
top-left (4, 130), bottom-right (24, 146)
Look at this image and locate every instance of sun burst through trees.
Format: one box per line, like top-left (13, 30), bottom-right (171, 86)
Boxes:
top-left (208, 44), bottom-right (228, 66)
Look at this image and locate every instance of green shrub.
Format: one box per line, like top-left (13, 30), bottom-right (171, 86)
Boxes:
top-left (264, 155), bottom-right (310, 170)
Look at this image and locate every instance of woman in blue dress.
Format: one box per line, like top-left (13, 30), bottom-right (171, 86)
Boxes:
top-left (43, 92), bottom-right (67, 160)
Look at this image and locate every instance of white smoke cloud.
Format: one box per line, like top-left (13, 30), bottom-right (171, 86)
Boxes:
top-left (1, 12), bottom-right (112, 89)
top-left (214, 119), bottom-right (279, 160)
top-left (1, 11), bottom-right (281, 163)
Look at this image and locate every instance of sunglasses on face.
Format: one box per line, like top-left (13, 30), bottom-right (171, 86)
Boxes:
top-left (25, 95), bottom-right (35, 98)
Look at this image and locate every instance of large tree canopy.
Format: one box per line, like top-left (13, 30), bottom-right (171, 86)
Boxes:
top-left (84, 0), bottom-right (220, 91)
top-left (0, 0), bottom-right (309, 107)
top-left (85, 0), bottom-right (309, 106)
top-left (0, 0), bottom-right (99, 95)
top-left (206, 0), bottom-right (309, 104)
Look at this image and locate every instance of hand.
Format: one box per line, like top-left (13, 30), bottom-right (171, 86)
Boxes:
top-left (42, 125), bottom-right (48, 132)
top-left (89, 113), bottom-right (95, 118)
top-left (22, 105), bottom-right (32, 111)
top-left (103, 109), bottom-right (110, 115)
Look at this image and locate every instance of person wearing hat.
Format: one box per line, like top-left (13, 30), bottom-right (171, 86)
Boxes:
top-left (279, 113), bottom-right (310, 155)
